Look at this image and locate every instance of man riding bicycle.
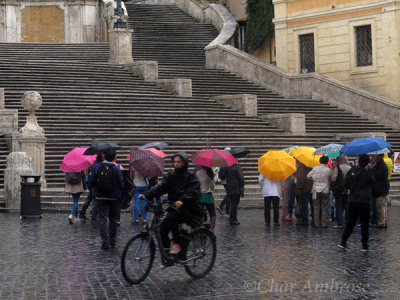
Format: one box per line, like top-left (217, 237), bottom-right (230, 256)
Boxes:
top-left (140, 152), bottom-right (204, 256)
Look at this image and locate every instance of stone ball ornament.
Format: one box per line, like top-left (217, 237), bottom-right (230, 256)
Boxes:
top-left (21, 91), bottom-right (42, 115)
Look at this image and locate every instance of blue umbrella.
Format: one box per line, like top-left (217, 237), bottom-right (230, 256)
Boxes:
top-left (314, 144), bottom-right (343, 155)
top-left (341, 138), bottom-right (391, 156)
top-left (367, 147), bottom-right (390, 155)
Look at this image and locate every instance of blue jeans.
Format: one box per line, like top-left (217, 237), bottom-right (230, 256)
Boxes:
top-left (133, 186), bottom-right (148, 221)
top-left (70, 193), bottom-right (81, 216)
top-left (219, 194), bottom-right (230, 214)
top-left (335, 194), bottom-right (348, 226)
top-left (327, 193), bottom-right (334, 219)
top-left (97, 199), bottom-right (119, 246)
top-left (80, 188), bottom-right (97, 219)
top-left (288, 183), bottom-right (296, 216)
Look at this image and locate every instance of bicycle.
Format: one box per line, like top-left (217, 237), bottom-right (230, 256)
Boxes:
top-left (121, 199), bottom-right (217, 284)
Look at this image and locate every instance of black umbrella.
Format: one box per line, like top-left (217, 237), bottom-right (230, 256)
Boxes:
top-left (228, 147), bottom-right (250, 158)
top-left (139, 141), bottom-right (169, 150)
top-left (83, 143), bottom-right (120, 155)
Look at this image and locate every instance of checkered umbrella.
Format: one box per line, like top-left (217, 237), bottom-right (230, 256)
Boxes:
top-left (129, 148), bottom-right (165, 178)
top-left (314, 144), bottom-right (343, 155)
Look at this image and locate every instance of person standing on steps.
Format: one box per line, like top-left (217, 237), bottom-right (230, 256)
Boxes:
top-left (217, 147), bottom-right (231, 216)
top-left (259, 173), bottom-right (282, 227)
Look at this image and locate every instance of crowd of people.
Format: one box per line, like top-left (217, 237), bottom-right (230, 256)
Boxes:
top-left (63, 145), bottom-right (392, 253)
top-left (261, 153), bottom-right (392, 251)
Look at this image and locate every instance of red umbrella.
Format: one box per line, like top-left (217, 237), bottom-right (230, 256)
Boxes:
top-left (130, 148), bottom-right (164, 178)
top-left (191, 149), bottom-right (238, 168)
top-left (60, 147), bottom-right (97, 173)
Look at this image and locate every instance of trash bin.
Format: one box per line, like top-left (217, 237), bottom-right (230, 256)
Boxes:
top-left (20, 173), bottom-right (41, 218)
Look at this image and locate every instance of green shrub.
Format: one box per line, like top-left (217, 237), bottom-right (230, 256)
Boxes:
top-left (244, 0), bottom-right (274, 53)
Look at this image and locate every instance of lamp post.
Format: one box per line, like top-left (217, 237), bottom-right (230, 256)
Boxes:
top-left (114, 0), bottom-right (127, 28)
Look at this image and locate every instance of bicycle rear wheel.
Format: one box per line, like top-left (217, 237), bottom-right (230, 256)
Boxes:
top-left (184, 228), bottom-right (216, 279)
top-left (121, 232), bottom-right (155, 284)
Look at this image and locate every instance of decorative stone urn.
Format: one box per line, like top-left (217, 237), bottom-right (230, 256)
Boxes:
top-left (19, 91), bottom-right (44, 135)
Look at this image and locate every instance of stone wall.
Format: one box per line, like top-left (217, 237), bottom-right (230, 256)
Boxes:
top-left (205, 44), bottom-right (400, 130)
top-left (0, 0), bottom-right (102, 43)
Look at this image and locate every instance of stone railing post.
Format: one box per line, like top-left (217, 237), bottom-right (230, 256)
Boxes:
top-left (4, 152), bottom-right (33, 211)
top-left (11, 91), bottom-right (46, 187)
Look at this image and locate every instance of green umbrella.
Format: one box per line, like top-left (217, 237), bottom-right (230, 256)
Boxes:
top-left (327, 152), bottom-right (341, 158)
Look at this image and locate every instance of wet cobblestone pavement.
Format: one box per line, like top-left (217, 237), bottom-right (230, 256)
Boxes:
top-left (1, 207), bottom-right (400, 300)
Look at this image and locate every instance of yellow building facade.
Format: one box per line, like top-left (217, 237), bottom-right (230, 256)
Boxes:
top-left (273, 0), bottom-right (400, 102)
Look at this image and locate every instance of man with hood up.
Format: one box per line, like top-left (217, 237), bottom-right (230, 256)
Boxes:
top-left (141, 152), bottom-right (203, 256)
top-left (338, 154), bottom-right (375, 251)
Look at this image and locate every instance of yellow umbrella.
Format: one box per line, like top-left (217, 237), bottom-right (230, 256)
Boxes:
top-left (258, 151), bottom-right (296, 181)
top-left (291, 147), bottom-right (322, 168)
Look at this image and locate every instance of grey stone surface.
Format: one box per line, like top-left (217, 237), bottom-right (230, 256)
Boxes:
top-left (125, 61), bottom-right (159, 81)
top-left (0, 208), bottom-right (399, 299)
top-left (108, 28), bottom-right (134, 65)
top-left (337, 132), bottom-right (387, 143)
top-left (205, 44), bottom-right (400, 130)
top-left (4, 152), bottom-right (33, 211)
top-left (156, 78), bottom-right (192, 97)
top-left (261, 113), bottom-right (306, 135)
top-left (0, 88), bottom-right (4, 108)
top-left (139, 0), bottom-right (237, 47)
top-left (0, 109), bottom-right (18, 135)
top-left (10, 91), bottom-right (46, 187)
top-left (212, 94), bottom-right (257, 116)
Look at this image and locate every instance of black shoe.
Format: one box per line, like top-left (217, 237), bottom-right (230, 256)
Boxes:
top-left (297, 221), bottom-right (308, 225)
top-left (361, 244), bottom-right (369, 252)
top-left (229, 221), bottom-right (240, 225)
top-left (101, 244), bottom-right (110, 250)
top-left (117, 221), bottom-right (120, 227)
top-left (110, 243), bottom-right (116, 249)
top-left (79, 214), bottom-right (87, 220)
top-left (338, 241), bottom-right (349, 250)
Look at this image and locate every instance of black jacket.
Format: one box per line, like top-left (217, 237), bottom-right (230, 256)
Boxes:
top-left (372, 159), bottom-right (389, 197)
top-left (219, 163), bottom-right (245, 196)
top-left (344, 166), bottom-right (376, 204)
top-left (144, 152), bottom-right (203, 218)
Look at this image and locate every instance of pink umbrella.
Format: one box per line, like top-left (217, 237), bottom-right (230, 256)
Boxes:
top-left (142, 147), bottom-right (167, 158)
top-left (191, 149), bottom-right (238, 168)
top-left (60, 147), bottom-right (97, 173)
top-left (130, 148), bottom-right (165, 178)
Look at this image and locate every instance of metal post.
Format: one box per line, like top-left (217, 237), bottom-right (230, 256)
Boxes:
top-left (114, 0), bottom-right (127, 29)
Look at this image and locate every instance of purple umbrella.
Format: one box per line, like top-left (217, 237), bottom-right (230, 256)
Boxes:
top-left (129, 148), bottom-right (165, 178)
top-left (60, 148), bottom-right (97, 173)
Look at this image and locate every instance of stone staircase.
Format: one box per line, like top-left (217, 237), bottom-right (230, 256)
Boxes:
top-left (0, 1), bottom-right (399, 210)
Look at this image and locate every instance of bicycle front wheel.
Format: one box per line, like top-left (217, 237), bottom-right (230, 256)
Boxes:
top-left (184, 228), bottom-right (216, 279)
top-left (121, 232), bottom-right (155, 284)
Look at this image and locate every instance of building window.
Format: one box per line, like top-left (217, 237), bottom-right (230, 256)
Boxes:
top-left (356, 25), bottom-right (372, 67)
top-left (299, 33), bottom-right (315, 73)
top-left (238, 23), bottom-right (246, 51)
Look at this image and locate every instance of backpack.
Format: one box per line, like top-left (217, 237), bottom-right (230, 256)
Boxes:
top-left (330, 165), bottom-right (345, 194)
top-left (66, 172), bottom-right (82, 184)
top-left (94, 163), bottom-right (117, 195)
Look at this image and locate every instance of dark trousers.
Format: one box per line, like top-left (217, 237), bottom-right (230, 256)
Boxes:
top-left (160, 209), bottom-right (186, 249)
top-left (334, 194), bottom-right (348, 226)
top-left (313, 192), bottom-right (329, 227)
top-left (97, 200), bottom-right (119, 246)
top-left (341, 202), bottom-right (370, 245)
top-left (264, 196), bottom-right (279, 224)
top-left (229, 195), bottom-right (240, 223)
top-left (300, 191), bottom-right (314, 223)
top-left (202, 203), bottom-right (216, 228)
